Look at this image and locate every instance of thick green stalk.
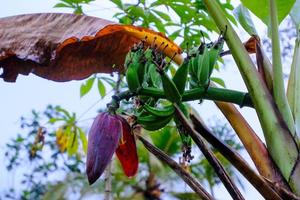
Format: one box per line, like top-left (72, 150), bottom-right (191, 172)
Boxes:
top-left (269, 0), bottom-right (295, 135)
top-left (182, 87), bottom-right (252, 107)
top-left (203, 0), bottom-right (298, 181)
top-left (139, 87), bottom-right (253, 107)
top-left (287, 39), bottom-right (300, 140)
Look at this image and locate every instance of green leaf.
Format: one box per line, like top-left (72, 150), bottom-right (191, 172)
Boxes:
top-left (101, 77), bottom-right (116, 88)
top-left (233, 4), bottom-right (258, 35)
top-left (55, 106), bottom-right (72, 120)
top-left (54, 3), bottom-right (72, 8)
top-left (211, 77), bottom-right (226, 88)
top-left (169, 29), bottom-right (181, 41)
top-left (97, 79), bottom-right (106, 98)
top-left (48, 118), bottom-right (65, 124)
top-left (78, 127), bottom-right (88, 154)
top-left (290, 0), bottom-right (300, 29)
top-left (150, 126), bottom-right (181, 155)
top-left (241, 0), bottom-right (296, 25)
top-left (171, 192), bottom-right (200, 200)
top-left (111, 0), bottom-right (123, 9)
top-left (152, 10), bottom-right (171, 21)
top-left (80, 77), bottom-right (95, 97)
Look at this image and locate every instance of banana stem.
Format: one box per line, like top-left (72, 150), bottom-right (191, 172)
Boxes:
top-left (202, 0), bottom-right (298, 181)
top-left (269, 0), bottom-right (295, 135)
top-left (182, 87), bottom-right (252, 107)
top-left (139, 87), bottom-right (253, 107)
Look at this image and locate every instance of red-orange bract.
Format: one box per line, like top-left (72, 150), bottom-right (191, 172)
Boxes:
top-left (116, 116), bottom-right (138, 177)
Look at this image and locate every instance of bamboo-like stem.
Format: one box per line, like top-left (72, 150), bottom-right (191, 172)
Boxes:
top-left (269, 0), bottom-right (295, 135)
top-left (202, 0), bottom-right (298, 180)
top-left (174, 104), bottom-right (245, 200)
top-left (190, 114), bottom-right (283, 200)
top-left (214, 101), bottom-right (289, 187)
top-left (137, 135), bottom-right (214, 200)
top-left (287, 38), bottom-right (300, 141)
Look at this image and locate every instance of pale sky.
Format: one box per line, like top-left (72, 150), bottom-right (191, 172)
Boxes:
top-left (0, 0), bottom-right (269, 199)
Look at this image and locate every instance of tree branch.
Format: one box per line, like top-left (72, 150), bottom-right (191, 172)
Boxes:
top-left (136, 135), bottom-right (214, 200)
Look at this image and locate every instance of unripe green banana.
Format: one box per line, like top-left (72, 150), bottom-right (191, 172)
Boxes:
top-left (208, 38), bottom-right (224, 76)
top-left (137, 114), bottom-right (173, 131)
top-left (126, 62), bottom-right (141, 93)
top-left (160, 70), bottom-right (182, 103)
top-left (198, 46), bottom-right (210, 86)
top-left (146, 62), bottom-right (161, 88)
top-left (125, 46), bottom-right (147, 92)
top-left (143, 103), bottom-right (175, 117)
top-left (172, 60), bottom-right (189, 94)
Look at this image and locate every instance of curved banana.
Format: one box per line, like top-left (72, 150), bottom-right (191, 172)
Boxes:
top-left (198, 46), bottom-right (210, 86)
top-left (160, 70), bottom-right (182, 103)
top-left (208, 38), bottom-right (224, 75)
top-left (143, 103), bottom-right (175, 117)
top-left (137, 114), bottom-right (173, 131)
top-left (173, 60), bottom-right (189, 94)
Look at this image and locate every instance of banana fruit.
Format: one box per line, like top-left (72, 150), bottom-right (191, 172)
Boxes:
top-left (188, 37), bottom-right (224, 89)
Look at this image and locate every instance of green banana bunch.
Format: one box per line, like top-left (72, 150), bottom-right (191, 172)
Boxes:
top-left (125, 47), bottom-right (144, 93)
top-left (208, 38), bottom-right (224, 76)
top-left (142, 47), bottom-right (161, 88)
top-left (188, 38), bottom-right (224, 89)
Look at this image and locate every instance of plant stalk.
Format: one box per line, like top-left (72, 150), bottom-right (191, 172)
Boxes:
top-left (202, 0), bottom-right (298, 181)
top-left (214, 101), bottom-right (289, 188)
top-left (190, 114), bottom-right (283, 200)
top-left (137, 135), bottom-right (214, 200)
top-left (269, 0), bottom-right (295, 135)
top-left (174, 104), bottom-right (245, 200)
top-left (139, 87), bottom-right (253, 107)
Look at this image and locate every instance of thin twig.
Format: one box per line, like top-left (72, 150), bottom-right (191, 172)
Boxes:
top-left (174, 104), bottom-right (245, 200)
top-left (190, 114), bottom-right (283, 200)
top-left (137, 135), bottom-right (214, 200)
top-left (104, 161), bottom-right (112, 200)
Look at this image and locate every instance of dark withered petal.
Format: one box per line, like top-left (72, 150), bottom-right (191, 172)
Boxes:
top-left (86, 112), bottom-right (122, 185)
top-left (116, 116), bottom-right (139, 177)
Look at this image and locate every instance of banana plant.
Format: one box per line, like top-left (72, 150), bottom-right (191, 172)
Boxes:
top-left (2, 0), bottom-right (300, 198)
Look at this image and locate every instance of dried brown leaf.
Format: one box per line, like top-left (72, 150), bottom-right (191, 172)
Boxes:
top-left (0, 13), bottom-right (182, 82)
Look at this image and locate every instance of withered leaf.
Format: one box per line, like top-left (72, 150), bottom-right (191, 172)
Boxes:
top-left (0, 13), bottom-right (182, 82)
